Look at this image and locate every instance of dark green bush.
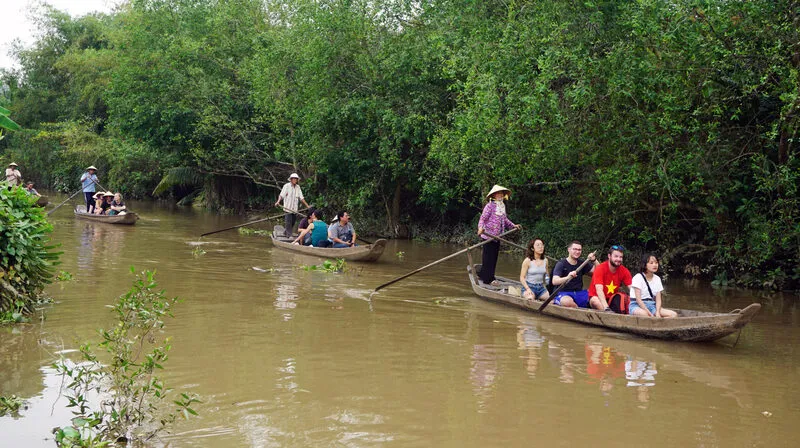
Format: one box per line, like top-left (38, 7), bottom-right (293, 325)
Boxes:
top-left (0, 184), bottom-right (59, 315)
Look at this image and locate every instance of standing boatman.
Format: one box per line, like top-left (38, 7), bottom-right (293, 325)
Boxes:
top-left (80, 165), bottom-right (99, 213)
top-left (274, 173), bottom-right (310, 238)
top-left (5, 162), bottom-right (22, 186)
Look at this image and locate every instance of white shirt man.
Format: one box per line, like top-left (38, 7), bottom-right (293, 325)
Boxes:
top-left (275, 173), bottom-right (310, 237)
top-left (5, 163), bottom-right (22, 186)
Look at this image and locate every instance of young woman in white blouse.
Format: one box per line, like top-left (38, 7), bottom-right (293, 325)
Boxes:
top-left (629, 254), bottom-right (677, 318)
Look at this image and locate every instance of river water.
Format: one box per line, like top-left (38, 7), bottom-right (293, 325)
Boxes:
top-left (1, 198), bottom-right (798, 447)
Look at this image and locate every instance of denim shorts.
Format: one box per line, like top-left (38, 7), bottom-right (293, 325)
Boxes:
top-left (524, 282), bottom-right (548, 298)
top-left (629, 300), bottom-right (657, 315)
top-left (553, 290), bottom-right (590, 308)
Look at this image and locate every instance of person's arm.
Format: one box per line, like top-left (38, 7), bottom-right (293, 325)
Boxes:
top-left (477, 203), bottom-right (492, 235)
top-left (552, 263), bottom-right (577, 286)
top-left (298, 189), bottom-right (309, 209)
top-left (274, 184), bottom-right (286, 207)
top-left (632, 283), bottom-right (653, 317)
top-left (520, 259), bottom-right (533, 296)
top-left (594, 283), bottom-right (608, 308)
top-left (654, 290), bottom-right (663, 318)
top-left (350, 225), bottom-right (356, 245)
top-left (328, 225), bottom-right (344, 244)
top-left (586, 252), bottom-right (599, 273)
top-left (293, 223), bottom-right (312, 244)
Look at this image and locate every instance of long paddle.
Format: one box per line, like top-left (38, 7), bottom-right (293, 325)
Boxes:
top-left (47, 177), bottom-right (104, 216)
top-left (485, 232), bottom-right (526, 251)
top-left (486, 233), bottom-right (560, 265)
top-left (537, 251), bottom-right (596, 313)
top-left (373, 227), bottom-right (520, 293)
top-left (200, 206), bottom-right (310, 237)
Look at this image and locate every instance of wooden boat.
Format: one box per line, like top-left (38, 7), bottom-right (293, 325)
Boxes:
top-left (270, 225), bottom-right (386, 262)
top-left (35, 195), bottom-right (48, 207)
top-left (466, 258), bottom-right (761, 342)
top-left (74, 205), bottom-right (138, 225)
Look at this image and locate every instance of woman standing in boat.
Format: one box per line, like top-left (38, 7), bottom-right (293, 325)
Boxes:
top-left (477, 185), bottom-right (520, 286)
top-left (629, 254), bottom-right (677, 318)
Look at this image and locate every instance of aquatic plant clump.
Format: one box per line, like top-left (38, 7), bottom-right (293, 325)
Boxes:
top-left (53, 269), bottom-right (199, 446)
top-left (0, 184), bottom-right (60, 317)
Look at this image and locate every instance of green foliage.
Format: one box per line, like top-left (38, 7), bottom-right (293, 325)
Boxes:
top-left (56, 271), bottom-right (74, 282)
top-left (301, 259), bottom-right (348, 273)
top-left (53, 269), bottom-right (199, 446)
top-left (191, 246), bottom-right (206, 257)
top-left (0, 395), bottom-right (26, 417)
top-left (0, 105), bottom-right (22, 140)
top-left (2, 0), bottom-right (798, 288)
top-left (2, 122), bottom-right (164, 197)
top-left (0, 184), bottom-right (59, 315)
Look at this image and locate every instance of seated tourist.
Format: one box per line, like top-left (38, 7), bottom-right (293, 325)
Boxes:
top-left (328, 211), bottom-right (357, 248)
top-left (292, 210), bottom-right (331, 247)
top-left (25, 181), bottom-right (41, 197)
top-left (519, 238), bottom-right (550, 302)
top-left (108, 193), bottom-right (127, 216)
top-left (630, 254), bottom-right (677, 318)
top-left (551, 241), bottom-right (598, 308)
top-left (589, 245), bottom-right (633, 312)
top-left (92, 192), bottom-right (105, 214)
top-left (297, 207), bottom-right (316, 245)
top-left (97, 192), bottom-right (114, 215)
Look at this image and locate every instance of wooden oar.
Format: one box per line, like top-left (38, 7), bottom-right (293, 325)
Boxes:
top-left (537, 251), bottom-right (596, 313)
top-left (485, 232), bottom-right (526, 251)
top-left (199, 212), bottom-right (294, 238)
top-left (373, 227), bottom-right (520, 293)
top-left (47, 178), bottom-right (103, 216)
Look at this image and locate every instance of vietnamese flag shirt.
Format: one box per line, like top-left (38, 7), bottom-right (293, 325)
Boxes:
top-left (590, 261), bottom-right (633, 298)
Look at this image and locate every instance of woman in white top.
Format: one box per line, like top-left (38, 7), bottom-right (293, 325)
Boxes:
top-left (520, 238), bottom-right (550, 302)
top-left (629, 254), bottom-right (677, 318)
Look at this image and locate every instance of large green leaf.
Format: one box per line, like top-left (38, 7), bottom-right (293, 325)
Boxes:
top-left (0, 114), bottom-right (21, 131)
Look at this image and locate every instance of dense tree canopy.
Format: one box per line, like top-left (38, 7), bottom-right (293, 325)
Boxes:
top-left (1, 0), bottom-right (797, 288)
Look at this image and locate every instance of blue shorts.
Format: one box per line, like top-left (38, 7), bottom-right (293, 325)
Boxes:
top-left (629, 300), bottom-right (657, 315)
top-left (553, 290), bottom-right (590, 308)
top-left (524, 282), bottom-right (548, 299)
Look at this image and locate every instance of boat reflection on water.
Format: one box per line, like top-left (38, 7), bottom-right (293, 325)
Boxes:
top-left (506, 307), bottom-right (749, 409)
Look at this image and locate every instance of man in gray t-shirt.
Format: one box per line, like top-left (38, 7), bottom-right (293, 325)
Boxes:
top-left (329, 211), bottom-right (357, 248)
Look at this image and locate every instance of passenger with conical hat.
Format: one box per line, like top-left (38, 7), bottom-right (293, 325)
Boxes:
top-left (81, 165), bottom-right (100, 213)
top-left (477, 185), bottom-right (521, 286)
top-left (5, 162), bottom-right (22, 186)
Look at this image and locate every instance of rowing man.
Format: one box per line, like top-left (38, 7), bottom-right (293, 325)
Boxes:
top-left (275, 173), bottom-right (310, 238)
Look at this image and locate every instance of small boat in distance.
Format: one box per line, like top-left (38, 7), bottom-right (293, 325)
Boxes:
top-left (466, 256), bottom-right (760, 342)
top-left (270, 225), bottom-right (386, 262)
top-left (74, 205), bottom-right (138, 225)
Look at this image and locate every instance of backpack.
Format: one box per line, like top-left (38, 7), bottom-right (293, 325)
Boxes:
top-left (608, 292), bottom-right (630, 314)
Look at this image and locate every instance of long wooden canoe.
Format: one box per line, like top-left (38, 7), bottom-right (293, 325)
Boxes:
top-left (466, 260), bottom-right (760, 342)
top-left (34, 195), bottom-right (48, 207)
top-left (270, 225), bottom-right (386, 262)
top-left (74, 205), bottom-right (138, 225)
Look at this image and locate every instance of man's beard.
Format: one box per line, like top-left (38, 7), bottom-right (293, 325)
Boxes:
top-left (610, 259), bottom-right (622, 268)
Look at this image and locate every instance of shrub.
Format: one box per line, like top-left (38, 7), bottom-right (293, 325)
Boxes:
top-left (0, 184), bottom-right (59, 315)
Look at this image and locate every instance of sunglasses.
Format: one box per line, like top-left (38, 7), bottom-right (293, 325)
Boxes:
top-left (610, 245), bottom-right (626, 251)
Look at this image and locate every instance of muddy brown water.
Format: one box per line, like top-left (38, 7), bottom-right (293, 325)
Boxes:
top-left (1, 198), bottom-right (798, 447)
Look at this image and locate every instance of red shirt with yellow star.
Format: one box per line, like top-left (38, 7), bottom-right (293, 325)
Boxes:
top-left (589, 260), bottom-right (632, 298)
